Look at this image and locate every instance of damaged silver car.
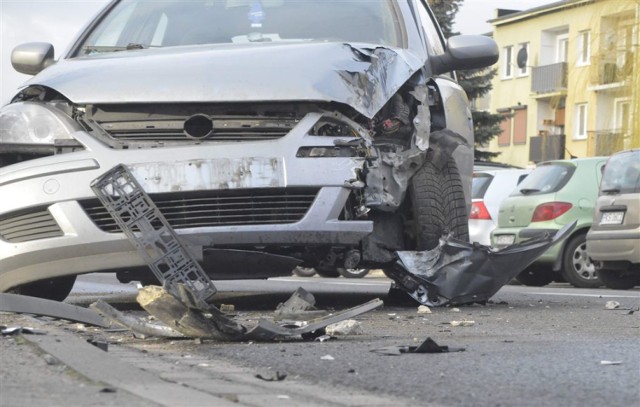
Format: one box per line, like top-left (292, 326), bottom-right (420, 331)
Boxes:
top-left (0, 0), bottom-right (498, 301)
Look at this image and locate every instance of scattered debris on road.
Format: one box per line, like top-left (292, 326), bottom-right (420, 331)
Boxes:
top-left (1, 326), bottom-right (46, 336)
top-left (273, 287), bottom-right (327, 321)
top-left (450, 320), bottom-right (475, 327)
top-left (417, 305), bottom-right (432, 314)
top-left (600, 360), bottom-right (623, 366)
top-left (605, 301), bottom-right (621, 310)
top-left (320, 355), bottom-right (335, 361)
top-left (255, 371), bottom-right (287, 382)
top-left (370, 337), bottom-right (465, 356)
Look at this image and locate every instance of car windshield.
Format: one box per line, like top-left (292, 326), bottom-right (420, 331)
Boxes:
top-left (77, 0), bottom-right (404, 55)
top-left (600, 150), bottom-right (640, 194)
top-left (510, 163), bottom-right (574, 196)
top-left (472, 173), bottom-right (493, 199)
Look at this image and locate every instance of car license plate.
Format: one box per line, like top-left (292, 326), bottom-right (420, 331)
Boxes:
top-left (495, 234), bottom-right (516, 246)
top-left (600, 211), bottom-right (625, 225)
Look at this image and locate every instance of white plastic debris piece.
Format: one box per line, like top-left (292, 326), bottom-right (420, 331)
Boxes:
top-left (321, 355), bottom-right (335, 361)
top-left (450, 308), bottom-right (461, 313)
top-left (417, 305), bottom-right (432, 314)
top-left (450, 320), bottom-right (475, 327)
top-left (605, 301), bottom-right (620, 310)
top-left (326, 319), bottom-right (363, 336)
top-left (600, 360), bottom-right (622, 365)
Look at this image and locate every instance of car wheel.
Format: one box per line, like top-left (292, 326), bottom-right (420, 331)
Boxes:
top-left (293, 267), bottom-right (317, 277)
top-left (337, 268), bottom-right (370, 279)
top-left (515, 265), bottom-right (554, 286)
top-left (410, 157), bottom-right (469, 250)
top-left (561, 234), bottom-right (601, 288)
top-left (10, 275), bottom-right (77, 302)
top-left (314, 267), bottom-right (340, 278)
top-left (596, 269), bottom-right (637, 290)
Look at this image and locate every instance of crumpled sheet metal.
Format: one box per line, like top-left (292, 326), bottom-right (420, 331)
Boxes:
top-left (388, 221), bottom-right (577, 306)
top-left (95, 285), bottom-right (383, 342)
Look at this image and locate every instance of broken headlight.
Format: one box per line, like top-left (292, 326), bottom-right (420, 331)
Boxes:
top-left (0, 102), bottom-right (78, 148)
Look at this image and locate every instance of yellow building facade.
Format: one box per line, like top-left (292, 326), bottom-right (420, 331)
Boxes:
top-left (487, 0), bottom-right (639, 167)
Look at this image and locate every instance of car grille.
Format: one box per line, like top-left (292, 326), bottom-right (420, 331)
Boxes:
top-left (80, 188), bottom-right (318, 233)
top-left (0, 207), bottom-right (64, 243)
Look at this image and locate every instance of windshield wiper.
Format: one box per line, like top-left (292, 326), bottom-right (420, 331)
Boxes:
top-left (520, 188), bottom-right (540, 195)
top-left (83, 44), bottom-right (151, 54)
top-left (601, 187), bottom-right (621, 194)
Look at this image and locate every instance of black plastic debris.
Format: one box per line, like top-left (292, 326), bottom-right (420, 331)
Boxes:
top-left (370, 337), bottom-right (465, 356)
top-left (273, 287), bottom-right (328, 321)
top-left (87, 338), bottom-right (109, 352)
top-left (255, 371), bottom-right (287, 382)
top-left (0, 293), bottom-right (109, 327)
top-left (386, 221), bottom-right (577, 306)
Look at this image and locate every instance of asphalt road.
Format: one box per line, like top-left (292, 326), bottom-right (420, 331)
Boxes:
top-left (3, 274), bottom-right (639, 406)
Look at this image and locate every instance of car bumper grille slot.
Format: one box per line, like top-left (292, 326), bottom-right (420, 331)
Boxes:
top-left (0, 207), bottom-right (64, 243)
top-left (80, 188), bottom-right (318, 233)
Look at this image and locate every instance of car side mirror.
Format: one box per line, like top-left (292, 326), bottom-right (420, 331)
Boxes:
top-left (431, 35), bottom-right (499, 76)
top-left (11, 42), bottom-right (55, 75)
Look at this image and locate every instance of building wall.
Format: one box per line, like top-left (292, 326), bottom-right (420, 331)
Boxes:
top-left (488, 0), bottom-right (638, 167)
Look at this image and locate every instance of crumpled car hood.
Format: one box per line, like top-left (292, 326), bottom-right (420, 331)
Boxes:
top-left (26, 42), bottom-right (424, 118)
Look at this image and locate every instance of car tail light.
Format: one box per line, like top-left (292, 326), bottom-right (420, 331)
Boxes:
top-left (470, 201), bottom-right (492, 220)
top-left (531, 202), bottom-right (572, 222)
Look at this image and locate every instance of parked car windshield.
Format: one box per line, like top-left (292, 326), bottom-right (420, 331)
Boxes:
top-left (77, 0), bottom-right (404, 55)
top-left (510, 163), bottom-right (575, 196)
top-left (600, 150), bottom-right (640, 194)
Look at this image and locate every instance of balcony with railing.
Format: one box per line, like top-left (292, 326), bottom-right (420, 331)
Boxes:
top-left (531, 62), bottom-right (567, 94)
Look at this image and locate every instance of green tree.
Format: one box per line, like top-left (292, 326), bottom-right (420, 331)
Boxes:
top-left (428, 0), bottom-right (503, 161)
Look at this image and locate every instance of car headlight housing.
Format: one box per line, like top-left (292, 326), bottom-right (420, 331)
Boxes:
top-left (0, 102), bottom-right (78, 147)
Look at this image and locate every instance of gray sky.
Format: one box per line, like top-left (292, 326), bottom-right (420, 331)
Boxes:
top-left (1, 0), bottom-right (553, 105)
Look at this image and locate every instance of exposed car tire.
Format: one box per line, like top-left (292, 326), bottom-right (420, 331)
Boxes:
top-left (314, 267), bottom-right (340, 278)
top-left (293, 267), bottom-right (317, 277)
top-left (561, 234), bottom-right (601, 288)
top-left (596, 269), bottom-right (637, 290)
top-left (10, 275), bottom-right (77, 302)
top-left (337, 268), bottom-right (370, 279)
top-left (515, 265), bottom-right (554, 287)
top-left (410, 157), bottom-right (469, 250)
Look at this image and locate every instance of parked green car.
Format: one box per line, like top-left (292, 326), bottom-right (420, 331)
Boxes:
top-left (491, 157), bottom-right (608, 288)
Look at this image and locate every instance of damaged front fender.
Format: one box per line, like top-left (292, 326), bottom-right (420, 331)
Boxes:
top-left (387, 221), bottom-right (577, 306)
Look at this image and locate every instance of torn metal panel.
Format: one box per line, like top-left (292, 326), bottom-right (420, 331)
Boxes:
top-left (90, 300), bottom-right (184, 339)
top-left (387, 221), bottom-right (577, 306)
top-left (273, 287), bottom-right (327, 321)
top-left (0, 292), bottom-right (109, 327)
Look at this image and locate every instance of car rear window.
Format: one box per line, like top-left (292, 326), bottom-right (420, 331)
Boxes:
top-left (600, 150), bottom-right (640, 194)
top-left (78, 0), bottom-right (404, 55)
top-left (472, 173), bottom-right (493, 199)
top-left (510, 163), bottom-right (575, 196)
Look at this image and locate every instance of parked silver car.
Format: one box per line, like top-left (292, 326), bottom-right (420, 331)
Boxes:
top-left (470, 168), bottom-right (530, 246)
top-left (587, 149), bottom-right (640, 289)
top-left (0, 0), bottom-right (498, 300)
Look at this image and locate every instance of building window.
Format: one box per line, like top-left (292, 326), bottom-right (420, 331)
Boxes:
top-left (513, 107), bottom-right (527, 144)
top-left (576, 30), bottom-right (590, 66)
top-left (556, 34), bottom-right (569, 63)
top-left (614, 98), bottom-right (631, 134)
top-left (574, 103), bottom-right (588, 140)
top-left (502, 46), bottom-right (514, 79)
top-left (498, 110), bottom-right (512, 146)
top-left (516, 43), bottom-right (529, 76)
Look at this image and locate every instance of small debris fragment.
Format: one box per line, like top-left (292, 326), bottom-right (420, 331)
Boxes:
top-left (605, 301), bottom-right (620, 310)
top-left (219, 304), bottom-right (235, 313)
top-left (347, 368), bottom-right (356, 373)
top-left (600, 360), bottom-right (622, 365)
top-left (370, 337), bottom-right (465, 355)
top-left (326, 320), bottom-right (363, 336)
top-left (87, 338), bottom-right (109, 352)
top-left (623, 310), bottom-right (635, 315)
top-left (450, 320), bottom-right (475, 327)
top-left (1, 326), bottom-right (46, 336)
top-left (100, 387), bottom-right (117, 393)
top-left (450, 308), bottom-right (460, 313)
top-left (314, 334), bottom-right (332, 342)
top-left (417, 305), bottom-right (432, 314)
top-left (43, 354), bottom-right (60, 366)
top-left (255, 371), bottom-right (287, 381)
top-left (321, 355), bottom-right (335, 361)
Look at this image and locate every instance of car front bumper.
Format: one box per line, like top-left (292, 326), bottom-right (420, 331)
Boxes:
top-left (0, 117), bottom-right (373, 291)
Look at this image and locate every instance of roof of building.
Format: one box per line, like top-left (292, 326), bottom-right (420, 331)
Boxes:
top-left (489, 0), bottom-right (594, 26)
